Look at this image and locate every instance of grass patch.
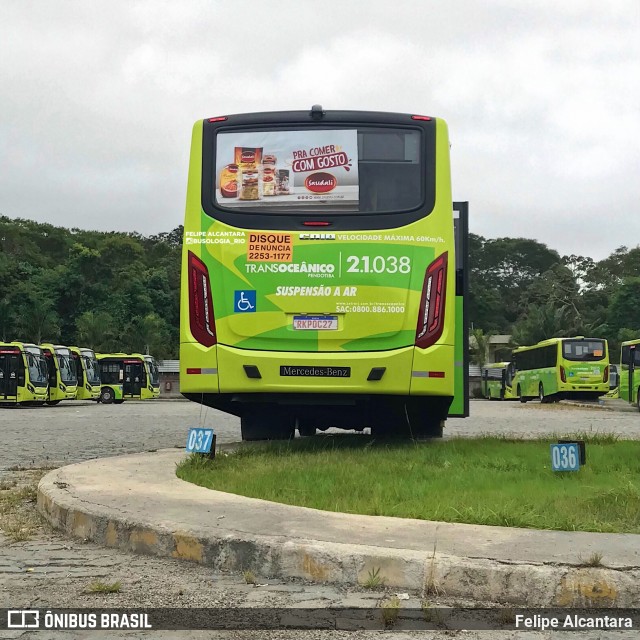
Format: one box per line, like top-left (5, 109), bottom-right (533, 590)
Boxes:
top-left (87, 581), bottom-right (122, 593)
top-left (380, 595), bottom-right (400, 627)
top-left (176, 435), bottom-right (640, 533)
top-left (0, 470), bottom-right (50, 542)
top-left (362, 567), bottom-right (385, 589)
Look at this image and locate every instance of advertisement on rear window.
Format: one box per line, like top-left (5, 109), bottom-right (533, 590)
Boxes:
top-left (215, 130), bottom-right (359, 207)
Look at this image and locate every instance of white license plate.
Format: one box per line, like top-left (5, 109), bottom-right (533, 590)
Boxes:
top-left (293, 315), bottom-right (338, 330)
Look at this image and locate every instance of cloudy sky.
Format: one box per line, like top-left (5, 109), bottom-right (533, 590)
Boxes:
top-left (1, 0), bottom-right (638, 260)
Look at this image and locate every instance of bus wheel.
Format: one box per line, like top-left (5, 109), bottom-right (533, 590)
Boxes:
top-left (100, 388), bottom-right (115, 404)
top-left (539, 383), bottom-right (545, 403)
top-left (45, 400), bottom-right (61, 406)
top-left (241, 409), bottom-right (294, 441)
top-left (518, 386), bottom-right (527, 403)
top-left (412, 419), bottom-right (444, 440)
top-left (298, 424), bottom-right (317, 437)
top-left (637, 390), bottom-right (640, 413)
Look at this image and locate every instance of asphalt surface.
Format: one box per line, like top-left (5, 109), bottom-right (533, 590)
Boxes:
top-left (2, 398), bottom-right (639, 476)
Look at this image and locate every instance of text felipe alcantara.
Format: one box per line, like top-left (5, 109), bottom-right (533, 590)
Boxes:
top-left (516, 614), bottom-right (633, 630)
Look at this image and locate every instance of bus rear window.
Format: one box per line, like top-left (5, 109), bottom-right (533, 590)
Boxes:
top-left (563, 340), bottom-right (606, 361)
top-left (213, 127), bottom-right (423, 214)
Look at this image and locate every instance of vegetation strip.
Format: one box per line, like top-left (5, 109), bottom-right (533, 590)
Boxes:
top-left (177, 435), bottom-right (640, 534)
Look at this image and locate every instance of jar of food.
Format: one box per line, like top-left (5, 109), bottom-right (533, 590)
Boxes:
top-left (239, 170), bottom-right (260, 200)
top-left (276, 169), bottom-right (290, 195)
top-left (263, 168), bottom-right (276, 196)
top-left (219, 164), bottom-right (239, 198)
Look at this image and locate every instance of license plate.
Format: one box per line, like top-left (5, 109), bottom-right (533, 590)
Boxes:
top-left (293, 315), bottom-right (338, 330)
top-left (280, 366), bottom-right (350, 377)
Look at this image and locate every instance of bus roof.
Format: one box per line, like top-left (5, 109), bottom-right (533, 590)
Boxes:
top-left (512, 336), bottom-right (607, 353)
top-left (201, 108), bottom-right (437, 127)
top-left (621, 339), bottom-right (640, 347)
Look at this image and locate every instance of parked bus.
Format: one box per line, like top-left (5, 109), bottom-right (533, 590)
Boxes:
top-left (40, 343), bottom-right (78, 405)
top-left (96, 353), bottom-right (160, 403)
top-left (0, 342), bottom-right (48, 406)
top-left (619, 339), bottom-right (640, 410)
top-left (180, 106), bottom-right (468, 440)
top-left (480, 362), bottom-right (516, 400)
top-left (69, 346), bottom-right (101, 401)
top-left (513, 337), bottom-right (609, 403)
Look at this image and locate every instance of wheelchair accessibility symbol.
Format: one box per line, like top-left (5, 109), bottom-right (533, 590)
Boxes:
top-left (234, 290), bottom-right (256, 313)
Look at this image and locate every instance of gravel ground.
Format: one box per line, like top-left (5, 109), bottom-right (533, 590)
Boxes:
top-left (1, 398), bottom-right (639, 639)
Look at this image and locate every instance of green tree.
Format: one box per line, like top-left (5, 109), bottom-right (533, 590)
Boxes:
top-left (76, 311), bottom-right (116, 351)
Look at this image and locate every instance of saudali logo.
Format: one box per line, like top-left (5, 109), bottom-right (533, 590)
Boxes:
top-left (304, 172), bottom-right (337, 194)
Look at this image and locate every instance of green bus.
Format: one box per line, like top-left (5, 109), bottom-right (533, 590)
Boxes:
top-left (619, 339), bottom-right (640, 410)
top-left (97, 353), bottom-right (160, 403)
top-left (69, 346), bottom-right (101, 401)
top-left (513, 337), bottom-right (609, 403)
top-left (40, 343), bottom-right (78, 405)
top-left (0, 342), bottom-right (48, 406)
top-left (180, 107), bottom-right (468, 440)
top-left (480, 362), bottom-right (516, 400)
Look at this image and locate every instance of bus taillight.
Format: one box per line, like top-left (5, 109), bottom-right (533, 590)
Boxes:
top-left (603, 365), bottom-right (609, 383)
top-left (188, 251), bottom-right (216, 347)
top-left (560, 365), bottom-right (566, 383)
top-left (415, 252), bottom-right (447, 349)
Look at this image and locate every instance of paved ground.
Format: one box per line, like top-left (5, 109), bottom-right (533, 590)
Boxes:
top-left (2, 398), bottom-right (639, 475)
top-left (2, 399), bottom-right (639, 639)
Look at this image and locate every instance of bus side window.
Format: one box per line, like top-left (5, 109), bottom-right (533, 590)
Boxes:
top-left (621, 346), bottom-right (630, 365)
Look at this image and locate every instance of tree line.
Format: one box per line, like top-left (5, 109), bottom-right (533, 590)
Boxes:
top-left (2, 216), bottom-right (639, 362)
top-left (470, 235), bottom-right (640, 364)
top-left (0, 216), bottom-right (181, 358)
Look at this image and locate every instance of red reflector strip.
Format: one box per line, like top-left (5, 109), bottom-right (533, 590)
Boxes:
top-left (411, 115), bottom-right (432, 121)
top-left (303, 221), bottom-right (331, 226)
top-left (428, 371), bottom-right (445, 378)
top-left (208, 116), bottom-right (228, 122)
top-left (186, 368), bottom-right (201, 374)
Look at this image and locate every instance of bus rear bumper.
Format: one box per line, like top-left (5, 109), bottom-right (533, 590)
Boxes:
top-left (180, 343), bottom-right (454, 396)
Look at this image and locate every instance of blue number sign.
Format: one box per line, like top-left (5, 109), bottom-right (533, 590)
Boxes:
top-left (550, 443), bottom-right (580, 472)
top-left (186, 428), bottom-right (214, 454)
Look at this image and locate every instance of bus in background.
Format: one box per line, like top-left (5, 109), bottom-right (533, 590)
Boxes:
top-left (0, 342), bottom-right (48, 406)
top-left (69, 346), bottom-right (101, 401)
top-left (180, 107), bottom-right (468, 440)
top-left (40, 344), bottom-right (78, 405)
top-left (480, 362), bottom-right (516, 400)
top-left (513, 337), bottom-right (609, 403)
top-left (97, 353), bottom-right (160, 403)
top-left (619, 339), bottom-right (640, 410)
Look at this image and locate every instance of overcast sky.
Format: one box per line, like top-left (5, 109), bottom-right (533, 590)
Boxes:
top-left (1, 0), bottom-right (638, 260)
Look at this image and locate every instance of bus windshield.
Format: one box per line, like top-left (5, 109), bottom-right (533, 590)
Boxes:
top-left (562, 339), bottom-right (606, 362)
top-left (56, 350), bottom-right (77, 385)
top-left (82, 354), bottom-right (101, 385)
top-left (145, 358), bottom-right (159, 386)
top-left (213, 127), bottom-right (424, 214)
top-left (25, 348), bottom-right (48, 385)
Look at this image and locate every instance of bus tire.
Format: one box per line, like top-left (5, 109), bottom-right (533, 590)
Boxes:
top-left (45, 400), bottom-right (61, 406)
top-left (241, 409), bottom-right (294, 441)
top-left (298, 424), bottom-right (316, 437)
top-left (518, 386), bottom-right (527, 403)
top-left (100, 388), bottom-right (115, 404)
top-left (539, 383), bottom-right (552, 403)
top-left (637, 390), bottom-right (640, 413)
top-left (412, 419), bottom-right (444, 440)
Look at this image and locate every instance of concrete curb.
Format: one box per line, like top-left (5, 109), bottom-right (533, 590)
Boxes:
top-left (37, 450), bottom-right (640, 607)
